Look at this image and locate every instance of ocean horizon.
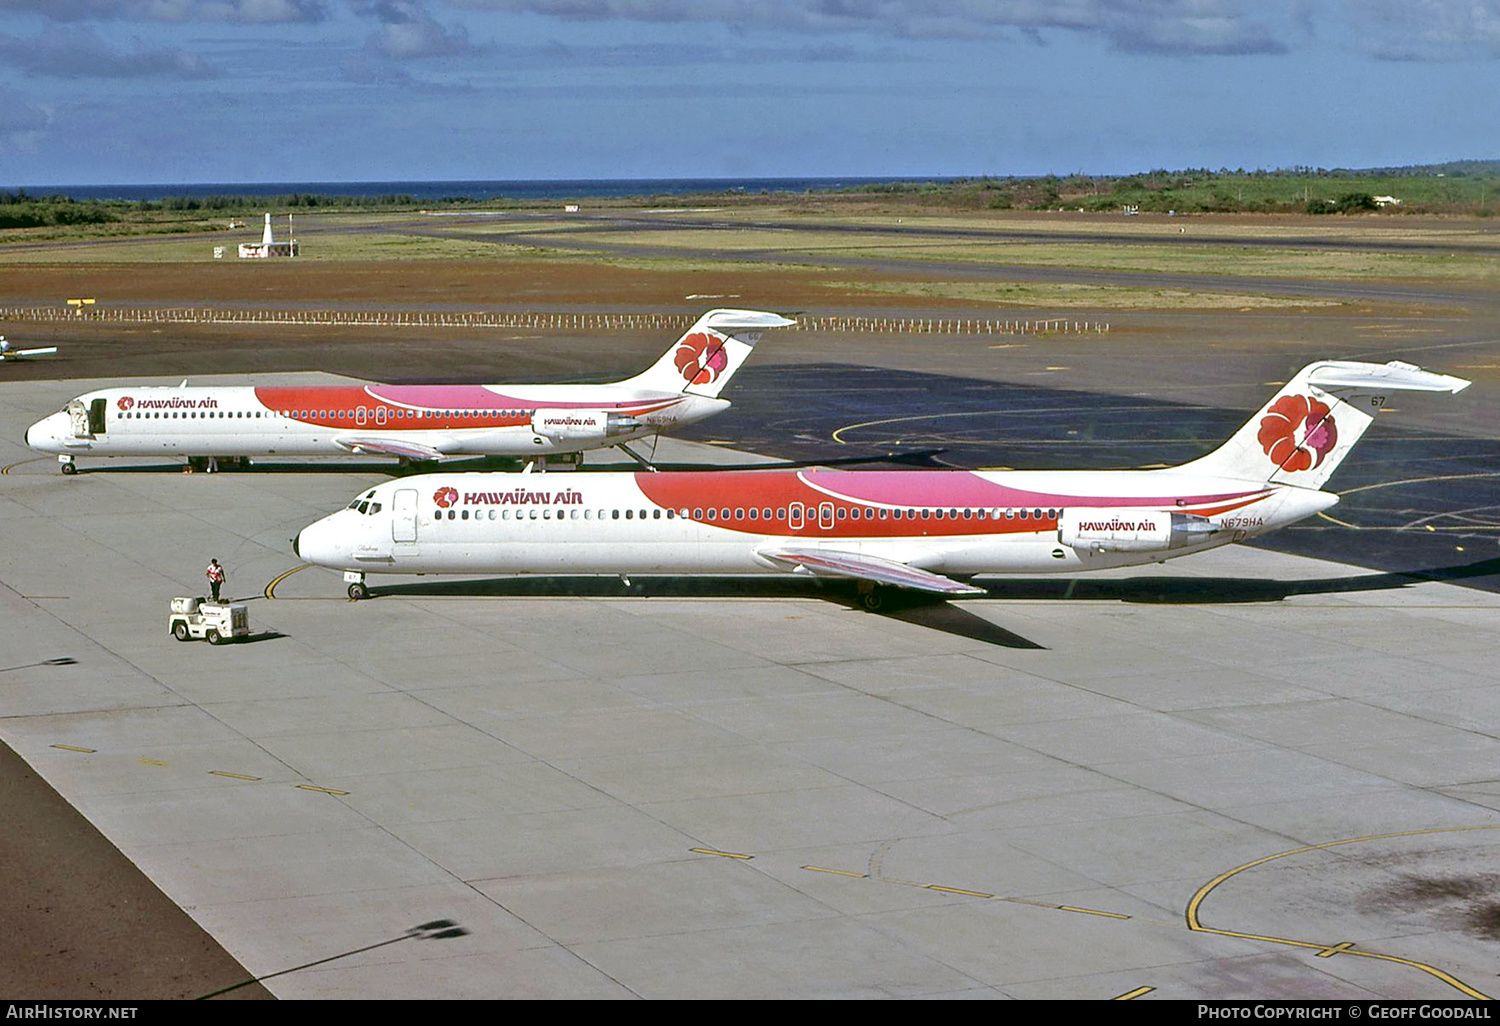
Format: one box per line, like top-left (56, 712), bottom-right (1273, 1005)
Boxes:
top-left (26, 176), bottom-right (967, 203)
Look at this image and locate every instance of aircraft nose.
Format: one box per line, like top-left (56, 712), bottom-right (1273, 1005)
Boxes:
top-left (292, 514), bottom-right (346, 569)
top-left (25, 412), bottom-right (60, 453)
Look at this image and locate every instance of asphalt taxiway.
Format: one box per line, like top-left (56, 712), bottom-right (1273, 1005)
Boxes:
top-left (3, 366), bottom-right (1499, 999)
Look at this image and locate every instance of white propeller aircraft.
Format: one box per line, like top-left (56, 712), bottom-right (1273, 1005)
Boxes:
top-left (293, 359), bottom-right (1470, 602)
top-left (0, 336), bottom-right (58, 362)
top-left (24, 309), bottom-right (792, 474)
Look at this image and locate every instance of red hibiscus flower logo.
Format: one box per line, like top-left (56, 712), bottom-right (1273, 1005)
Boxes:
top-left (673, 332), bottom-right (729, 385)
top-left (1258, 394), bottom-right (1338, 473)
top-left (117, 396), bottom-right (134, 411)
top-left (433, 486), bottom-right (459, 509)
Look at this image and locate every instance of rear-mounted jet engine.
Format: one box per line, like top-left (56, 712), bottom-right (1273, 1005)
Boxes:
top-left (1059, 508), bottom-right (1222, 554)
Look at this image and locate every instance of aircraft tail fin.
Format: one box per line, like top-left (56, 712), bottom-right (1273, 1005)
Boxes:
top-left (1178, 360), bottom-right (1469, 488)
top-left (620, 309), bottom-right (796, 398)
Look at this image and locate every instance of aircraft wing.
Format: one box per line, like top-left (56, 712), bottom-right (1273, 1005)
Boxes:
top-left (334, 436), bottom-right (446, 461)
top-left (756, 546), bottom-right (986, 597)
top-left (0, 346), bottom-right (58, 360)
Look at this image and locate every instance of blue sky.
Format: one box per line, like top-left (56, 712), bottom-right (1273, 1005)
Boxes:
top-left (0, 1), bottom-right (1496, 186)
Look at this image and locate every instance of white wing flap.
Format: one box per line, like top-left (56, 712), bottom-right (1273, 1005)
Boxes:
top-left (335, 436), bottom-right (446, 461)
top-left (757, 547), bottom-right (985, 597)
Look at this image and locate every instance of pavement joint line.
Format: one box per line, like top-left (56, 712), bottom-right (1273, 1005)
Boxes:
top-left (1058, 905), bottom-right (1132, 920)
top-left (801, 865), bottom-right (1132, 918)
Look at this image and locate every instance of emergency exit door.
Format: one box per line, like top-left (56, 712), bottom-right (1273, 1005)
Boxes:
top-left (393, 489), bottom-right (419, 542)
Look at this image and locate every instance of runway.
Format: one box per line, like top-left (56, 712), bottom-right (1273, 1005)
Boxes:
top-left (3, 367), bottom-right (1499, 999)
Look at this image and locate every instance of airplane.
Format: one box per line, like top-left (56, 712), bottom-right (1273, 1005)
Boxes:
top-left (292, 358), bottom-right (1470, 603)
top-left (0, 337), bottom-right (58, 362)
top-left (23, 308), bottom-right (793, 474)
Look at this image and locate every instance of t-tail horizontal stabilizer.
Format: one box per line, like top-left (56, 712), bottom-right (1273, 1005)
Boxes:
top-left (1179, 360), bottom-right (1470, 489)
top-left (622, 309), bottom-right (796, 399)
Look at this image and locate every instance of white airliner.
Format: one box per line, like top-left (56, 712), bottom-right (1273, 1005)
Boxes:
top-left (24, 309), bottom-right (793, 474)
top-left (0, 337), bottom-right (58, 362)
top-left (293, 359), bottom-right (1469, 603)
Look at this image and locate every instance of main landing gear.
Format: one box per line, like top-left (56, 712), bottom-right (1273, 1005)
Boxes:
top-left (856, 581), bottom-right (889, 612)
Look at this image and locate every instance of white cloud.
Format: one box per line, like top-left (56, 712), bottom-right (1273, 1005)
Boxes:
top-left (357, 0), bottom-right (479, 59)
top-left (1336, 0), bottom-right (1500, 59)
top-left (0, 26), bottom-right (216, 78)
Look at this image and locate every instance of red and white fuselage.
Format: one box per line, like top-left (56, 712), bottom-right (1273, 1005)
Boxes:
top-left (294, 359), bottom-right (1469, 600)
top-left (295, 466), bottom-right (1329, 585)
top-left (25, 309), bottom-right (793, 468)
top-left (26, 382), bottom-right (727, 461)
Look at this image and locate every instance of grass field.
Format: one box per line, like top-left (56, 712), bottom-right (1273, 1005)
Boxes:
top-left (498, 225), bottom-right (1500, 285)
top-left (4, 203), bottom-right (1496, 313)
top-left (0, 231), bottom-right (538, 264)
top-left (818, 279), bottom-right (1343, 309)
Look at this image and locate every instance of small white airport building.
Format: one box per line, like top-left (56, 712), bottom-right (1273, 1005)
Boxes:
top-left (238, 213), bottom-right (299, 258)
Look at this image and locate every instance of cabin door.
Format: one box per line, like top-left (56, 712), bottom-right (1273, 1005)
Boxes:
top-left (393, 489), bottom-right (419, 543)
top-left (66, 399), bottom-right (91, 438)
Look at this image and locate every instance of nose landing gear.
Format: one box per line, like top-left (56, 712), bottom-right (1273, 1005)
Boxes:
top-left (344, 571), bottom-right (370, 601)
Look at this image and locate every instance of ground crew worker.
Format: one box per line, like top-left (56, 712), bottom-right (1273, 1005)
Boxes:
top-left (206, 558), bottom-right (225, 601)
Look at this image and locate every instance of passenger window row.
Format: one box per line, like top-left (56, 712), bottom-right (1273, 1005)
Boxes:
top-left (117, 408), bottom-right (536, 421)
top-left (119, 410), bottom-right (265, 419)
top-left (277, 409), bottom-right (525, 420)
top-left (435, 508), bottom-right (682, 521)
top-left (429, 506), bottom-right (1063, 523)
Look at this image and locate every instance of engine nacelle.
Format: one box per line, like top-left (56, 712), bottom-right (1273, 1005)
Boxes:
top-left (1059, 508), bottom-right (1220, 554)
top-left (530, 409), bottom-right (642, 441)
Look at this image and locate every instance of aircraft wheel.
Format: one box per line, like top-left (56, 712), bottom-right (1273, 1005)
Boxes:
top-left (60, 462), bottom-right (76, 476)
top-left (348, 582), bottom-right (369, 601)
top-left (206, 629), bottom-right (222, 645)
top-left (172, 621), bottom-right (189, 641)
top-left (858, 587), bottom-right (886, 613)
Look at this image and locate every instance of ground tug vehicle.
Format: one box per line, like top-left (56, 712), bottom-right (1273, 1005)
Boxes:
top-left (168, 596), bottom-right (249, 644)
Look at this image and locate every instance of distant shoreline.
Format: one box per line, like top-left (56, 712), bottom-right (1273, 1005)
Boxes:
top-left (16, 176), bottom-right (962, 204)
